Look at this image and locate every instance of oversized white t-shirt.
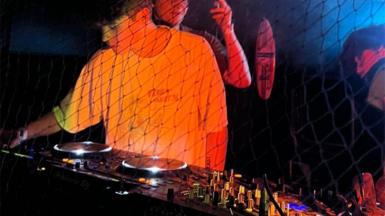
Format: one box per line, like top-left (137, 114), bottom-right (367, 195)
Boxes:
top-left (54, 28), bottom-right (228, 168)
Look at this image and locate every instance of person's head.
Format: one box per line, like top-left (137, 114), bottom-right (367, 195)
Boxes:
top-left (154, 0), bottom-right (188, 28)
top-left (101, 0), bottom-right (153, 25)
top-left (341, 25), bottom-right (385, 77)
top-left (99, 0), bottom-right (153, 51)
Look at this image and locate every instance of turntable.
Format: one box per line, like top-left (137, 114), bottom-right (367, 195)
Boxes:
top-left (120, 156), bottom-right (187, 176)
top-left (53, 141), bottom-right (112, 158)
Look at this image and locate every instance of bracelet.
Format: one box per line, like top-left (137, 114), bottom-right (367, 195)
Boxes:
top-left (18, 127), bottom-right (28, 141)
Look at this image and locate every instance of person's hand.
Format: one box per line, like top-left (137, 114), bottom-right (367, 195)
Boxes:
top-left (210, 0), bottom-right (233, 33)
top-left (0, 128), bottom-right (28, 149)
top-left (0, 129), bottom-right (14, 148)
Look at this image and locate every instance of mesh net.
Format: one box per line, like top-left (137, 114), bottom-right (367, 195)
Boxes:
top-left (1, 0), bottom-right (385, 212)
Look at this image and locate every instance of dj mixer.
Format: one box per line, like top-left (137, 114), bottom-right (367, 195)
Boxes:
top-left (0, 142), bottom-right (336, 216)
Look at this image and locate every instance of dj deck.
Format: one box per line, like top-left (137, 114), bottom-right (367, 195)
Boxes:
top-left (0, 142), bottom-right (336, 216)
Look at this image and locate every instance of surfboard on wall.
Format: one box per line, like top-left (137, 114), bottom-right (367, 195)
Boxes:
top-left (255, 18), bottom-right (276, 100)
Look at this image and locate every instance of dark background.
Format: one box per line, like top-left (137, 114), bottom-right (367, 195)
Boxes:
top-left (1, 0), bottom-right (385, 195)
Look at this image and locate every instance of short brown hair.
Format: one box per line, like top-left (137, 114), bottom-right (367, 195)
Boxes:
top-left (99, 0), bottom-right (153, 26)
top-left (341, 25), bottom-right (385, 73)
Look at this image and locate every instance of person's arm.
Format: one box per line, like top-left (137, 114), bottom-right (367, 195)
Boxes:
top-left (8, 112), bottom-right (61, 148)
top-left (25, 112), bottom-right (61, 139)
top-left (206, 127), bottom-right (228, 171)
top-left (7, 51), bottom-right (103, 148)
top-left (8, 87), bottom-right (77, 148)
top-left (210, 0), bottom-right (251, 88)
top-left (196, 36), bottom-right (229, 171)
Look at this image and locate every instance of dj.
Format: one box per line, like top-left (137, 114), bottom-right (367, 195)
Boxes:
top-left (154, 0), bottom-right (251, 89)
top-left (4, 0), bottom-right (228, 171)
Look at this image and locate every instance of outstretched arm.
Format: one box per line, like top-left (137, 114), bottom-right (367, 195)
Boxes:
top-left (5, 89), bottom-right (74, 148)
top-left (8, 111), bottom-right (61, 148)
top-left (210, 0), bottom-right (251, 88)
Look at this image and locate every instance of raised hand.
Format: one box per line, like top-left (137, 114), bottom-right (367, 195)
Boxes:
top-left (210, 0), bottom-right (233, 32)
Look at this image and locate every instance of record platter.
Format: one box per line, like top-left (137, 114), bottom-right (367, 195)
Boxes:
top-left (120, 156), bottom-right (187, 175)
top-left (53, 141), bottom-right (112, 158)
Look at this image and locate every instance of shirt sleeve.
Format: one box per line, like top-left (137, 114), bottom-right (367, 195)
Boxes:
top-left (53, 53), bottom-right (103, 133)
top-left (52, 89), bottom-right (73, 128)
top-left (196, 38), bottom-right (228, 133)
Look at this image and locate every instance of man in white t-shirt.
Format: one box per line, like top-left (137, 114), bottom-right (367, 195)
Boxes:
top-left (5, 0), bottom-right (228, 170)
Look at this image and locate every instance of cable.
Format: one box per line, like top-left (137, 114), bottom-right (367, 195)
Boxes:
top-left (263, 173), bottom-right (286, 216)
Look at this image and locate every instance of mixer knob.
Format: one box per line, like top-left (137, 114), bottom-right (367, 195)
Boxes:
top-left (220, 188), bottom-right (227, 206)
top-left (203, 186), bottom-right (211, 204)
top-left (255, 187), bottom-right (261, 208)
top-left (229, 169), bottom-right (234, 185)
top-left (212, 189), bottom-right (219, 206)
top-left (246, 200), bottom-right (254, 212)
top-left (239, 185), bottom-right (245, 194)
top-left (216, 171), bottom-right (221, 183)
top-left (224, 182), bottom-right (230, 191)
top-left (198, 186), bottom-right (204, 199)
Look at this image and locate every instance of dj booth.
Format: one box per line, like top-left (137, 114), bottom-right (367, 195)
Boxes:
top-left (0, 142), bottom-right (336, 216)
